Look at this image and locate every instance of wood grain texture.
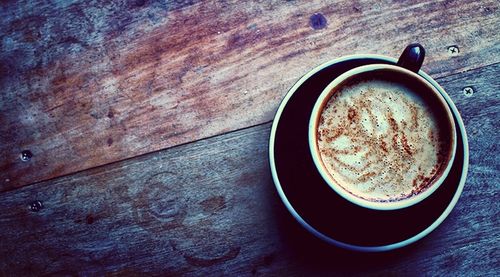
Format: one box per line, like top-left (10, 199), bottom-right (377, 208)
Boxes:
top-left (1, 0), bottom-right (499, 190)
top-left (0, 63), bottom-right (498, 276)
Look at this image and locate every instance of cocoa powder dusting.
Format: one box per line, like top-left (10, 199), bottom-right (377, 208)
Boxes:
top-left (316, 79), bottom-right (447, 202)
top-left (387, 116), bottom-right (399, 132)
top-left (380, 140), bottom-right (388, 153)
top-left (400, 133), bottom-right (413, 155)
top-left (347, 107), bottom-right (358, 122)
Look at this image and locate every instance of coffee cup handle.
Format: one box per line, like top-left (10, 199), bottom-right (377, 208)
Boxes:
top-left (396, 43), bottom-right (426, 73)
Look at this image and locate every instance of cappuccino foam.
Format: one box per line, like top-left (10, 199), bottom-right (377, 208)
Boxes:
top-left (317, 78), bottom-right (449, 202)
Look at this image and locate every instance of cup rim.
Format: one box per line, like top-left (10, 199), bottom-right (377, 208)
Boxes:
top-left (308, 63), bottom-right (458, 211)
top-left (269, 53), bottom-right (469, 252)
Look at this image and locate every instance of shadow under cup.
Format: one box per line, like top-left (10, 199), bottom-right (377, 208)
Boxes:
top-left (309, 66), bottom-right (457, 210)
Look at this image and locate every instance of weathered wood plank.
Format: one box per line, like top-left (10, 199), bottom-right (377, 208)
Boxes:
top-left (0, 63), bottom-right (498, 275)
top-left (1, 0), bottom-right (499, 190)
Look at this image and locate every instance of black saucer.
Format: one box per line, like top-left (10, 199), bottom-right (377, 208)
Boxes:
top-left (269, 56), bottom-right (468, 251)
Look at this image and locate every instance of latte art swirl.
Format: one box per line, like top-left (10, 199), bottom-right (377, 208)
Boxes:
top-left (317, 79), bottom-right (448, 202)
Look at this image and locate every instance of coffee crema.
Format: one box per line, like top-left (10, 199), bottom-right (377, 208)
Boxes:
top-left (316, 78), bottom-right (450, 202)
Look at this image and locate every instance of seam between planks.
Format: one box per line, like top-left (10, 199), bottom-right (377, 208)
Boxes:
top-left (1, 61), bottom-right (498, 194)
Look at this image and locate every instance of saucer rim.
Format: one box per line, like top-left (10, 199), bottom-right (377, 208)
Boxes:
top-left (268, 54), bottom-right (469, 252)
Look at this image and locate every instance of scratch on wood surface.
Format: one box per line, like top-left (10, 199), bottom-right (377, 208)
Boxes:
top-left (183, 247), bottom-right (241, 267)
top-left (200, 196), bottom-right (226, 213)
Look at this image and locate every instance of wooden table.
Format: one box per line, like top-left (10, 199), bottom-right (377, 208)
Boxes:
top-left (1, 0), bottom-right (498, 275)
